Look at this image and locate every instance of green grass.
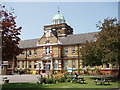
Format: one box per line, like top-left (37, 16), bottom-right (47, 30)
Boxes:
top-left (2, 77), bottom-right (119, 89)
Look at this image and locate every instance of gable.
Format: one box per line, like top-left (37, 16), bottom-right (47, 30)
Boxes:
top-left (37, 31), bottom-right (61, 46)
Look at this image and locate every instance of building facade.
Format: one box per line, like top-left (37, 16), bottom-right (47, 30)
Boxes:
top-left (5, 11), bottom-right (118, 75)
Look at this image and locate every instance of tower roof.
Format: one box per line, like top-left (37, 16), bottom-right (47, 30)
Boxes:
top-left (53, 13), bottom-right (65, 20)
top-left (52, 11), bottom-right (66, 24)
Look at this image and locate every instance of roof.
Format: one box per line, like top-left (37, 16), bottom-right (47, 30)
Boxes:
top-left (53, 13), bottom-right (65, 20)
top-left (18, 32), bottom-right (98, 48)
top-left (18, 38), bottom-right (40, 48)
top-left (59, 32), bottom-right (98, 45)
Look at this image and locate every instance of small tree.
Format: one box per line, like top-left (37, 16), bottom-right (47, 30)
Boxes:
top-left (0, 5), bottom-right (22, 63)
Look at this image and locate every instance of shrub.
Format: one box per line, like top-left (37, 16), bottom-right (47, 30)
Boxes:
top-left (46, 78), bottom-right (53, 84)
top-left (52, 78), bottom-right (56, 84)
top-left (66, 79), bottom-right (71, 82)
top-left (56, 77), bottom-right (66, 83)
top-left (38, 77), bottom-right (47, 84)
top-left (56, 78), bottom-right (61, 83)
top-left (60, 77), bottom-right (66, 83)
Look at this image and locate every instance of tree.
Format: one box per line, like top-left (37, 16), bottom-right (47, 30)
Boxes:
top-left (0, 4), bottom-right (22, 62)
top-left (96, 18), bottom-right (120, 76)
top-left (80, 18), bottom-right (120, 77)
top-left (80, 41), bottom-right (102, 66)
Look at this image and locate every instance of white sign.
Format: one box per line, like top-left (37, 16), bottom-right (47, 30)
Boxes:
top-left (68, 68), bottom-right (72, 72)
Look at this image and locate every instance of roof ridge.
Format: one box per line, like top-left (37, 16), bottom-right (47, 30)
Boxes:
top-left (20, 38), bottom-right (40, 41)
top-left (67, 31), bottom-right (98, 36)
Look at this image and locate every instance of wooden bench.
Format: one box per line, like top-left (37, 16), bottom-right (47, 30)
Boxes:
top-left (3, 77), bottom-right (9, 83)
top-left (93, 78), bottom-right (112, 85)
top-left (72, 77), bottom-right (86, 84)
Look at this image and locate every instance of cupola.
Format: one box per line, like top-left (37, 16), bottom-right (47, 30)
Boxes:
top-left (52, 11), bottom-right (66, 25)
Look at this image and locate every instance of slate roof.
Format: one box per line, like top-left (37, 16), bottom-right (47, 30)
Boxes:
top-left (18, 38), bottom-right (40, 48)
top-left (59, 32), bottom-right (98, 45)
top-left (18, 32), bottom-right (98, 48)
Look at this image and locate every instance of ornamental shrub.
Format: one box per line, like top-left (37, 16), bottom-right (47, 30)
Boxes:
top-left (66, 79), bottom-right (71, 82)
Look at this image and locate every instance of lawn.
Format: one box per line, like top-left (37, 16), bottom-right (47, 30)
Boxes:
top-left (2, 77), bottom-right (119, 89)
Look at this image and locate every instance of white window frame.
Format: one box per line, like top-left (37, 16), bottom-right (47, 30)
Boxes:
top-left (28, 50), bottom-right (32, 56)
top-left (22, 51), bottom-right (25, 56)
top-left (34, 49), bottom-right (37, 56)
top-left (72, 47), bottom-right (76, 54)
top-left (22, 61), bottom-right (24, 68)
top-left (106, 63), bottom-right (110, 69)
top-left (45, 47), bottom-right (50, 55)
top-left (90, 66), bottom-right (94, 69)
top-left (54, 63), bottom-right (58, 70)
top-left (29, 61), bottom-right (31, 68)
top-left (17, 61), bottom-right (20, 68)
top-left (64, 47), bottom-right (68, 55)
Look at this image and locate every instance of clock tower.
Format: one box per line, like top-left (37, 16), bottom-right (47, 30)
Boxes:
top-left (44, 11), bottom-right (73, 38)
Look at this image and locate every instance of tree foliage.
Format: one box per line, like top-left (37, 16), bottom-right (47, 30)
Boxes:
top-left (96, 18), bottom-right (120, 64)
top-left (0, 4), bottom-right (22, 61)
top-left (81, 18), bottom-right (120, 67)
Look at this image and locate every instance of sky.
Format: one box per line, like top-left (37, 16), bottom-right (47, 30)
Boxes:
top-left (2, 2), bottom-right (118, 40)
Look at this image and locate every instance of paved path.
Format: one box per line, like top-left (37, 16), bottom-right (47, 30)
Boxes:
top-left (0, 74), bottom-right (113, 83)
top-left (0, 74), bottom-right (39, 83)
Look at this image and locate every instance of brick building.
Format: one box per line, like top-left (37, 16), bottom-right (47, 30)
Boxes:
top-left (5, 11), bottom-right (118, 75)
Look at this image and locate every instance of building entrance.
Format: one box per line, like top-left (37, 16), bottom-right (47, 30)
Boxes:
top-left (46, 63), bottom-right (51, 73)
top-left (42, 60), bottom-right (52, 73)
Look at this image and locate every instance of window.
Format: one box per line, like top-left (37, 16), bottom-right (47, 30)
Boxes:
top-left (101, 65), bottom-right (104, 68)
top-left (90, 66), bottom-right (94, 68)
top-left (34, 65), bottom-right (36, 69)
top-left (64, 47), bottom-right (68, 54)
top-left (22, 61), bottom-right (24, 68)
top-left (34, 61), bottom-right (37, 69)
top-left (28, 50), bottom-right (32, 56)
top-left (54, 63), bottom-right (58, 69)
top-left (34, 49), bottom-right (37, 55)
top-left (45, 47), bottom-right (50, 55)
top-left (72, 47), bottom-right (76, 54)
top-left (7, 62), bottom-right (11, 68)
top-left (29, 61), bottom-right (31, 68)
top-left (46, 64), bottom-right (51, 70)
top-left (8, 65), bottom-right (11, 68)
top-left (106, 63), bottom-right (110, 68)
top-left (45, 30), bottom-right (50, 37)
top-left (64, 60), bottom-right (68, 69)
top-left (39, 63), bottom-right (41, 68)
top-left (17, 61), bottom-right (19, 68)
top-left (22, 51), bottom-right (25, 56)
top-left (82, 65), bottom-right (86, 68)
top-left (58, 30), bottom-right (61, 34)
top-left (2, 66), bottom-right (4, 70)
top-left (72, 60), bottom-right (76, 68)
